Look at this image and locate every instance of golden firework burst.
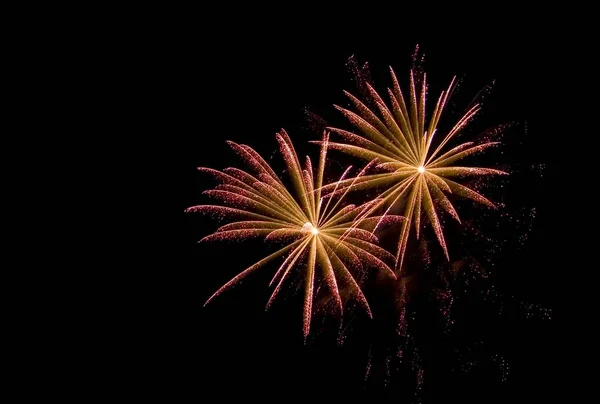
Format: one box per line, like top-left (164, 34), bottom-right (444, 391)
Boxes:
top-left (316, 68), bottom-right (507, 271)
top-left (186, 131), bottom-right (400, 338)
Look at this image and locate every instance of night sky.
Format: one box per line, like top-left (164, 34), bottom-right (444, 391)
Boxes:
top-left (173, 28), bottom-right (558, 403)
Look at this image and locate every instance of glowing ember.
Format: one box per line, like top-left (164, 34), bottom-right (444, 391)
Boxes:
top-left (302, 222), bottom-right (319, 235)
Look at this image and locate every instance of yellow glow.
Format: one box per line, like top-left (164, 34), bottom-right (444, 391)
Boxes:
top-left (417, 166), bottom-right (425, 173)
top-left (302, 222), bottom-right (319, 235)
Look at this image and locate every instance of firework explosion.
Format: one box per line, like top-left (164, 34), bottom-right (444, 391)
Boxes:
top-left (186, 131), bottom-right (400, 338)
top-left (316, 65), bottom-right (507, 271)
top-left (188, 49), bottom-right (551, 400)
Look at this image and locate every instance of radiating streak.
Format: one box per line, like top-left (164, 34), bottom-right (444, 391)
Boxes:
top-left (326, 247), bottom-right (372, 317)
top-left (328, 127), bottom-right (407, 162)
top-left (425, 176), bottom-right (461, 223)
top-left (303, 238), bottom-right (317, 339)
top-left (316, 237), bottom-right (342, 311)
top-left (201, 229), bottom-right (277, 242)
top-left (324, 142), bottom-right (397, 164)
top-left (315, 133), bottom-right (328, 223)
top-left (428, 142), bottom-right (500, 168)
top-left (334, 105), bottom-right (403, 157)
top-left (324, 227), bottom-right (379, 243)
top-left (204, 242), bottom-right (300, 306)
top-left (320, 165), bottom-right (353, 224)
top-left (203, 190), bottom-right (296, 222)
top-left (319, 159), bottom-right (380, 226)
top-left (421, 180), bottom-right (449, 259)
top-left (217, 221), bottom-right (285, 232)
top-left (252, 182), bottom-right (306, 222)
top-left (185, 205), bottom-right (290, 224)
top-left (337, 176), bottom-right (415, 247)
top-left (267, 238), bottom-right (311, 307)
top-left (264, 228), bottom-right (303, 242)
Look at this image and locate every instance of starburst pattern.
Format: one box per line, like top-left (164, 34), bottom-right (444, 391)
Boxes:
top-left (186, 131), bottom-right (400, 338)
top-left (316, 67), bottom-right (507, 271)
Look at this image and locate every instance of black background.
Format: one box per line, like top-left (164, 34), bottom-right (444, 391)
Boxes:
top-left (165, 24), bottom-right (559, 403)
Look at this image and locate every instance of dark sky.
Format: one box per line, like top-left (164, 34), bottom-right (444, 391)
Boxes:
top-left (172, 26), bottom-right (558, 403)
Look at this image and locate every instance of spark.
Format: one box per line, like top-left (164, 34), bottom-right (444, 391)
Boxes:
top-left (316, 66), bottom-right (507, 271)
top-left (187, 131), bottom-right (400, 339)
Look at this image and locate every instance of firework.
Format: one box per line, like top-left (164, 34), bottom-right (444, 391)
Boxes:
top-left (316, 67), bottom-right (507, 271)
top-left (186, 131), bottom-right (400, 338)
